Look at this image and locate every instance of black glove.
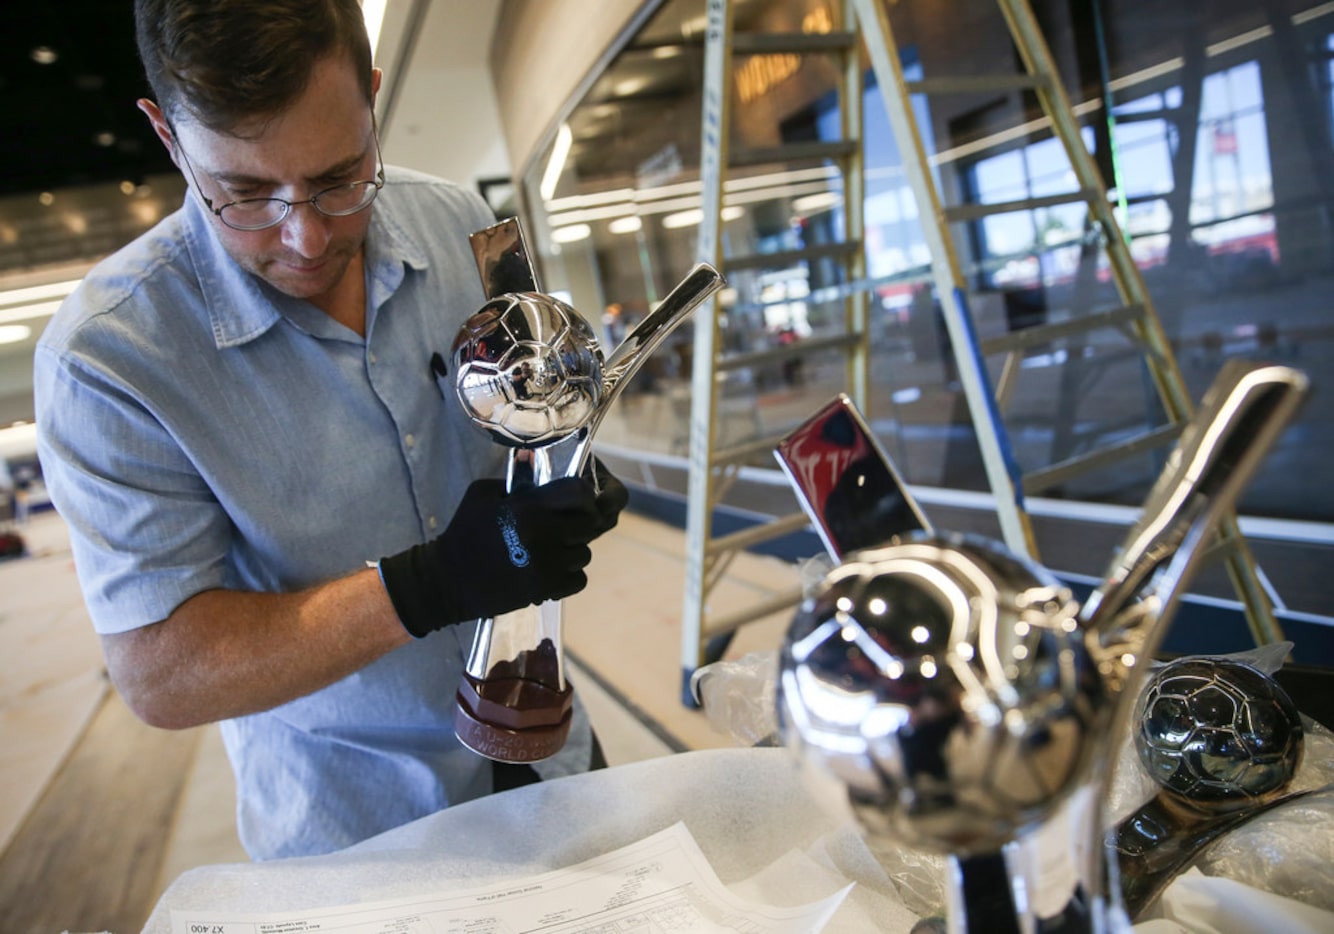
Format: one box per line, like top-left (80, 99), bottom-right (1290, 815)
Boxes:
top-left (586, 456), bottom-right (630, 536)
top-left (380, 466), bottom-right (627, 638)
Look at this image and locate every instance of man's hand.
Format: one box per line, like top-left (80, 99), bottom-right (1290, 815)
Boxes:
top-left (379, 463), bottom-right (629, 638)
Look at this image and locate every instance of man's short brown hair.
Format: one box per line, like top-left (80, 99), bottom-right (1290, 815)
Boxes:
top-left (135, 0), bottom-right (374, 135)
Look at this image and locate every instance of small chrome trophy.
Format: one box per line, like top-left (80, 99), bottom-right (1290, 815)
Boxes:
top-left (452, 218), bottom-right (723, 762)
top-left (775, 360), bottom-right (1309, 930)
top-left (1114, 655), bottom-right (1310, 916)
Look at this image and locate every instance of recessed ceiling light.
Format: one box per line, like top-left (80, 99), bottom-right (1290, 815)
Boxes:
top-left (608, 216), bottom-right (642, 234)
top-left (551, 223), bottom-right (591, 244)
top-left (662, 209), bottom-right (702, 229)
top-left (31, 46), bottom-right (58, 65)
top-left (0, 325), bottom-right (33, 345)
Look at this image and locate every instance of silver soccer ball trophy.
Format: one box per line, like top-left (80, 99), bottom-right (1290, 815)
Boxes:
top-left (775, 360), bottom-right (1309, 931)
top-left (1113, 656), bottom-right (1307, 916)
top-left (1134, 657), bottom-right (1303, 806)
top-left (780, 534), bottom-right (1103, 855)
top-left (453, 293), bottom-right (603, 449)
top-left (451, 217), bottom-right (723, 763)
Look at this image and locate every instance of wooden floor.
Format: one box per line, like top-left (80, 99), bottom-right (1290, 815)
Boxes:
top-left (0, 506), bottom-right (800, 933)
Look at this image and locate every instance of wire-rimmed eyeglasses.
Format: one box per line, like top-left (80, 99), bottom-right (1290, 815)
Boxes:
top-left (170, 119), bottom-right (385, 231)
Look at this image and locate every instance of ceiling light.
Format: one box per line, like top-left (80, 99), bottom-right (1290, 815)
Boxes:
top-left (613, 78), bottom-right (650, 97)
top-left (94, 132), bottom-right (116, 147)
top-left (662, 209), bottom-right (702, 229)
top-left (551, 223), bottom-right (591, 244)
top-left (0, 278), bottom-right (81, 326)
top-left (608, 216), bottom-right (642, 234)
top-left (663, 206), bottom-right (747, 229)
top-left (38, 192), bottom-right (54, 207)
top-left (0, 325), bottom-right (33, 345)
top-left (540, 124), bottom-right (573, 202)
top-left (793, 191), bottom-right (840, 214)
top-left (31, 46), bottom-right (58, 65)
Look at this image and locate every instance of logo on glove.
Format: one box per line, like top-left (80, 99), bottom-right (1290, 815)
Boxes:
top-left (497, 506), bottom-right (530, 567)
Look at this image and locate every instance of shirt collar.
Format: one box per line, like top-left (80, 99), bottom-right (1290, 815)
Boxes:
top-left (179, 180), bottom-right (430, 349)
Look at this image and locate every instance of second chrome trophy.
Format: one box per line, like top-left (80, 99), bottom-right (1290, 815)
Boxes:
top-left (451, 217), bottom-right (723, 762)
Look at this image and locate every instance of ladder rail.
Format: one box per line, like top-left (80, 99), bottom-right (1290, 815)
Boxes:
top-left (849, 0), bottom-right (1038, 557)
top-left (681, 0), bottom-right (735, 704)
top-left (681, 0), bottom-right (874, 700)
top-left (993, 0), bottom-right (1280, 643)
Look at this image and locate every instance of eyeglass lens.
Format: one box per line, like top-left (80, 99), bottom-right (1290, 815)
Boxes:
top-left (220, 181), bottom-right (381, 230)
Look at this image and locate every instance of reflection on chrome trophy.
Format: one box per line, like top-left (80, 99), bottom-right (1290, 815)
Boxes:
top-left (452, 217), bottom-right (723, 762)
top-left (775, 361), bottom-right (1309, 931)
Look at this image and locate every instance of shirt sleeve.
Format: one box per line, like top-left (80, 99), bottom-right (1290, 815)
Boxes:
top-left (33, 340), bottom-right (232, 635)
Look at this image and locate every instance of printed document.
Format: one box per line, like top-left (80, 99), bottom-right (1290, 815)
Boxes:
top-left (171, 821), bottom-right (851, 933)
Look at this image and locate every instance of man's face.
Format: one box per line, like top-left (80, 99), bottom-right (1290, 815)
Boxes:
top-left (166, 57), bottom-right (381, 308)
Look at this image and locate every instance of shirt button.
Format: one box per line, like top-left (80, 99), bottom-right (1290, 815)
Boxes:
top-left (428, 515), bottom-right (439, 530)
top-left (368, 352), bottom-right (378, 364)
top-left (404, 434), bottom-right (416, 448)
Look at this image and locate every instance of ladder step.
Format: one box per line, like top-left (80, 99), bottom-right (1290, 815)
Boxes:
top-left (979, 304), bottom-right (1147, 355)
top-left (723, 240), bottom-right (860, 271)
top-left (707, 512), bottom-right (813, 554)
top-left (906, 74), bottom-right (1047, 95)
top-left (717, 331), bottom-right (863, 372)
top-left (702, 586), bottom-right (805, 639)
top-left (731, 31), bottom-right (857, 55)
top-left (944, 188), bottom-right (1102, 222)
top-left (730, 140), bottom-right (858, 167)
top-left (710, 429), bottom-right (796, 467)
top-left (1109, 107), bottom-right (1183, 125)
top-left (1021, 423), bottom-right (1183, 494)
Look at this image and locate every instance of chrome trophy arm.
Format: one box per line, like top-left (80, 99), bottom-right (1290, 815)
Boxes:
top-left (1079, 361), bottom-right (1309, 691)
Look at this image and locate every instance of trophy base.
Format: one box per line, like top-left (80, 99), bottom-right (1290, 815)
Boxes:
top-left (454, 675), bottom-right (573, 764)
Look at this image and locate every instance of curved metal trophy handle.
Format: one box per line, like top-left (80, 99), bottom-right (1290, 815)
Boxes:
top-left (1080, 361), bottom-right (1309, 683)
top-left (554, 262), bottom-right (725, 479)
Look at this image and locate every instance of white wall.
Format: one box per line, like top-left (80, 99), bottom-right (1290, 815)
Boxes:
top-left (376, 0), bottom-right (512, 188)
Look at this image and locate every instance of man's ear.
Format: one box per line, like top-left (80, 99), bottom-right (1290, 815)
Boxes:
top-left (371, 67), bottom-right (383, 106)
top-left (137, 98), bottom-right (175, 155)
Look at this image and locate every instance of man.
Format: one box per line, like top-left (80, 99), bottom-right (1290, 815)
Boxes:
top-left (33, 0), bottom-right (627, 860)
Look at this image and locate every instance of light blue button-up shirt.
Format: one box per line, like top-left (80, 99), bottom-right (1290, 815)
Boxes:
top-left (34, 166), bottom-right (593, 859)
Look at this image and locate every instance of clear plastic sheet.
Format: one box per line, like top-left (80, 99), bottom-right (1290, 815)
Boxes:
top-left (1191, 787), bottom-right (1334, 912)
top-left (688, 555), bottom-right (833, 747)
top-left (690, 649), bottom-right (780, 748)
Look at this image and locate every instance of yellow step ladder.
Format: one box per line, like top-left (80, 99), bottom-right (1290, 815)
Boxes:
top-left (680, 0), bottom-right (1282, 703)
top-left (681, 0), bottom-right (874, 703)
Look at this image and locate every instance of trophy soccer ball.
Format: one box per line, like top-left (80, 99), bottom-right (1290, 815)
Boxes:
top-left (1134, 657), bottom-right (1303, 809)
top-left (453, 292), bottom-right (604, 446)
top-left (777, 534), bottom-right (1104, 855)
